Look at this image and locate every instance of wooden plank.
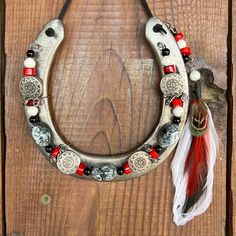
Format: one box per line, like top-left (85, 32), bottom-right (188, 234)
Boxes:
top-left (231, 0), bottom-right (236, 235)
top-left (5, 0), bottom-right (228, 235)
top-left (0, 0), bottom-right (5, 234)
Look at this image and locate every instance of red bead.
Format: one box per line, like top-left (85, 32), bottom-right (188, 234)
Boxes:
top-left (163, 65), bottom-right (176, 74)
top-left (26, 98), bottom-right (40, 106)
top-left (76, 163), bottom-right (86, 176)
top-left (172, 98), bottom-right (183, 107)
top-left (180, 47), bottom-right (191, 56)
top-left (24, 67), bottom-right (36, 76)
top-left (149, 149), bottom-right (159, 159)
top-left (51, 146), bottom-right (60, 158)
top-left (175, 32), bottom-right (184, 41)
top-left (124, 162), bottom-right (132, 174)
top-left (26, 99), bottom-right (34, 106)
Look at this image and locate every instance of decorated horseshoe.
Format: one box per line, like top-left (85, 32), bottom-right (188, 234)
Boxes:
top-left (20, 11), bottom-right (189, 182)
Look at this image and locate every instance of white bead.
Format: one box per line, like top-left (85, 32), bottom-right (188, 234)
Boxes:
top-left (24, 58), bottom-right (36, 68)
top-left (26, 106), bottom-right (38, 116)
top-left (162, 57), bottom-right (172, 66)
top-left (189, 70), bottom-right (201, 81)
top-left (177, 39), bottom-right (187, 49)
top-left (173, 106), bottom-right (184, 117)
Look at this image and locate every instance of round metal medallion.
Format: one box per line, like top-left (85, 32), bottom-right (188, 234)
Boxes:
top-left (128, 151), bottom-right (151, 173)
top-left (31, 124), bottom-right (51, 147)
top-left (158, 123), bottom-right (179, 148)
top-left (19, 76), bottom-right (43, 98)
top-left (92, 164), bottom-right (117, 181)
top-left (56, 151), bottom-right (81, 175)
top-left (160, 73), bottom-right (184, 97)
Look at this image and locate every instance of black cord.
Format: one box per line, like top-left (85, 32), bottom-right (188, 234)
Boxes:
top-left (58, 0), bottom-right (72, 20)
top-left (58, 0), bottom-right (153, 21)
top-left (139, 0), bottom-right (153, 18)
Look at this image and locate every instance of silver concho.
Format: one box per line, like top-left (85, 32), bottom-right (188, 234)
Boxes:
top-left (128, 151), bottom-right (151, 173)
top-left (31, 124), bottom-right (51, 147)
top-left (56, 151), bottom-right (81, 175)
top-left (158, 123), bottom-right (179, 148)
top-left (19, 76), bottom-right (42, 98)
top-left (160, 73), bottom-right (184, 99)
top-left (92, 164), bottom-right (117, 181)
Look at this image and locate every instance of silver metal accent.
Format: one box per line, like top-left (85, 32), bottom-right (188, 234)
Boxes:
top-left (56, 151), bottom-right (81, 174)
top-left (21, 17), bottom-right (189, 181)
top-left (20, 76), bottom-right (42, 98)
top-left (92, 164), bottom-right (117, 181)
top-left (128, 151), bottom-right (151, 173)
top-left (31, 124), bottom-right (51, 147)
top-left (160, 73), bottom-right (184, 98)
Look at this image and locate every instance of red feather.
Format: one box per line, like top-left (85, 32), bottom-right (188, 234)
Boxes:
top-left (182, 100), bottom-right (210, 213)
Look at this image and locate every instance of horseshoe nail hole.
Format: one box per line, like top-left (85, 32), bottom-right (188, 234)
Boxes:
top-left (40, 194), bottom-right (51, 205)
top-left (45, 27), bottom-right (55, 37)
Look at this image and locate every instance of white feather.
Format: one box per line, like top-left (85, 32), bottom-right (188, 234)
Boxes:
top-left (171, 106), bottom-right (219, 226)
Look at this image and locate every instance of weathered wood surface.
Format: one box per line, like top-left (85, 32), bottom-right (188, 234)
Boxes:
top-left (232, 0), bottom-right (236, 235)
top-left (4, 0), bottom-right (228, 235)
top-left (0, 0), bottom-right (5, 234)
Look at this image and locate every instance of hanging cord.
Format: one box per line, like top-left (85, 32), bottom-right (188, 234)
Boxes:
top-left (139, 0), bottom-right (153, 18)
top-left (58, 0), bottom-right (153, 21)
top-left (58, 0), bottom-right (72, 20)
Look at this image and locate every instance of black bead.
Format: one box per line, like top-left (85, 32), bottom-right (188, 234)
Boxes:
top-left (117, 167), bottom-right (124, 175)
top-left (45, 28), bottom-right (55, 37)
top-left (183, 55), bottom-right (190, 63)
top-left (29, 115), bottom-right (40, 124)
top-left (45, 145), bottom-right (53, 153)
top-left (162, 48), bottom-right (170, 56)
top-left (173, 116), bottom-right (181, 125)
top-left (155, 145), bottom-right (163, 153)
top-left (26, 49), bottom-right (34, 58)
top-left (84, 167), bottom-right (92, 176)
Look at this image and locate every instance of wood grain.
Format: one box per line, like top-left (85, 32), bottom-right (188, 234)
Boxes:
top-left (231, 0), bottom-right (236, 235)
top-left (0, 0), bottom-right (5, 234)
top-left (4, 0), bottom-right (228, 235)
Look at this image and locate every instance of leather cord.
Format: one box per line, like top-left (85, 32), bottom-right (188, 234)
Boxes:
top-left (58, 0), bottom-right (153, 20)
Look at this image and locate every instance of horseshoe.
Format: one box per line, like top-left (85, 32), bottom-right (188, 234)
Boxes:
top-left (19, 17), bottom-right (189, 181)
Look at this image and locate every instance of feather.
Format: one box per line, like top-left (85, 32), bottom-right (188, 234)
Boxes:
top-left (171, 100), bottom-right (219, 226)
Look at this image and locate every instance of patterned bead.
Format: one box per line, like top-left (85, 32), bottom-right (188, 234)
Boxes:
top-left (76, 163), bottom-right (86, 176)
top-left (123, 162), bottom-right (132, 174)
top-left (23, 68), bottom-right (36, 76)
top-left (163, 65), bottom-right (176, 74)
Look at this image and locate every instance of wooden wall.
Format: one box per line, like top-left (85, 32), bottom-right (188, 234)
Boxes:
top-left (1, 0), bottom-right (232, 235)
